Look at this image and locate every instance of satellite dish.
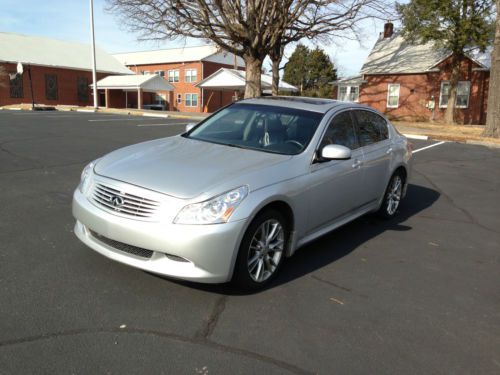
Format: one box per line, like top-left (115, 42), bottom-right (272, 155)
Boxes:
top-left (16, 62), bottom-right (23, 75)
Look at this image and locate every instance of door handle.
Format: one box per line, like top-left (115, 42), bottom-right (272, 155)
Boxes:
top-left (386, 147), bottom-right (393, 154)
top-left (352, 159), bottom-right (362, 169)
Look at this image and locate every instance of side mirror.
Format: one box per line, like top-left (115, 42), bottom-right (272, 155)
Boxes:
top-left (320, 144), bottom-right (352, 161)
top-left (185, 123), bottom-right (196, 132)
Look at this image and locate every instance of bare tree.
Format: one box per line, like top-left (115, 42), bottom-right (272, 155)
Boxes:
top-left (483, 0), bottom-right (499, 138)
top-left (268, 0), bottom-right (391, 96)
top-left (108, 0), bottom-right (294, 98)
top-left (107, 0), bottom-right (388, 98)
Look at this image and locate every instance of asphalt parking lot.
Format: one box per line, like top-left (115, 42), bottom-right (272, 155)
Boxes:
top-left (1, 110), bottom-right (499, 374)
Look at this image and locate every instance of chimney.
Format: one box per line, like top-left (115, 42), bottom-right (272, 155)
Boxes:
top-left (383, 22), bottom-right (394, 38)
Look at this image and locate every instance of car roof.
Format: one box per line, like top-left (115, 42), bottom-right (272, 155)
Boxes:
top-left (238, 96), bottom-right (364, 114)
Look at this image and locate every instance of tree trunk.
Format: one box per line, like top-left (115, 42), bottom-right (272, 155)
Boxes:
top-left (243, 55), bottom-right (263, 98)
top-left (271, 57), bottom-right (280, 96)
top-left (269, 44), bottom-right (284, 96)
top-left (444, 55), bottom-right (460, 125)
top-left (483, 1), bottom-right (500, 138)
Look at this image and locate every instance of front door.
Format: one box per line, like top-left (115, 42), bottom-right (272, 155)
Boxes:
top-left (305, 110), bottom-right (366, 235)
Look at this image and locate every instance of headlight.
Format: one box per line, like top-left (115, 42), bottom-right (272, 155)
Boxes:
top-left (174, 186), bottom-right (249, 225)
top-left (78, 160), bottom-right (98, 194)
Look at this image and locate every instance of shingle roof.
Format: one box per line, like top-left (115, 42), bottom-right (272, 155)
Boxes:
top-left (361, 33), bottom-right (450, 75)
top-left (0, 32), bottom-right (132, 75)
top-left (113, 45), bottom-right (245, 67)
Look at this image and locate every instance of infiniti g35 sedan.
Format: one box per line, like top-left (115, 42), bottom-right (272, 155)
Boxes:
top-left (73, 97), bottom-right (412, 290)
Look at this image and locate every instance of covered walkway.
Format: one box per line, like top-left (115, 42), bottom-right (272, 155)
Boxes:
top-left (91, 74), bottom-right (174, 110)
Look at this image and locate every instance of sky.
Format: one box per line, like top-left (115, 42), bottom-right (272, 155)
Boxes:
top-left (0, 0), bottom-right (388, 77)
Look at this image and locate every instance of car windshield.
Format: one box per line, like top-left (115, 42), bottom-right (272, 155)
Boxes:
top-left (185, 103), bottom-right (324, 155)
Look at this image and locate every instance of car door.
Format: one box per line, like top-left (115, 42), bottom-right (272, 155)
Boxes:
top-left (352, 110), bottom-right (392, 202)
top-left (305, 110), bottom-right (366, 235)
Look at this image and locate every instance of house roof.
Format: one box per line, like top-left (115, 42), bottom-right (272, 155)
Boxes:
top-left (113, 45), bottom-right (245, 67)
top-left (0, 32), bottom-right (132, 75)
top-left (361, 33), bottom-right (491, 75)
top-left (196, 68), bottom-right (298, 92)
top-left (331, 75), bottom-right (366, 86)
top-left (91, 74), bottom-right (174, 92)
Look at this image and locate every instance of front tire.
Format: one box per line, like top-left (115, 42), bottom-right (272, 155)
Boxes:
top-left (378, 171), bottom-right (404, 219)
top-left (233, 210), bottom-right (289, 290)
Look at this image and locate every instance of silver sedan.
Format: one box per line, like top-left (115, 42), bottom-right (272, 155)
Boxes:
top-left (73, 97), bottom-right (412, 290)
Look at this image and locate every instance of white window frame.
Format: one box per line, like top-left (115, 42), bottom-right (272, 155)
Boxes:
top-left (154, 70), bottom-right (165, 78)
top-left (338, 86), bottom-right (348, 101)
top-left (386, 84), bottom-right (400, 108)
top-left (168, 69), bottom-right (179, 83)
top-left (185, 69), bottom-right (197, 83)
top-left (440, 81), bottom-right (471, 109)
top-left (185, 93), bottom-right (198, 107)
top-left (338, 85), bottom-right (359, 102)
top-left (348, 86), bottom-right (359, 102)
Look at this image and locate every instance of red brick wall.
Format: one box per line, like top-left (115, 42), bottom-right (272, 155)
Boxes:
top-left (0, 62), bottom-right (108, 107)
top-left (127, 60), bottom-right (245, 113)
top-left (129, 61), bottom-right (203, 112)
top-left (358, 56), bottom-right (489, 124)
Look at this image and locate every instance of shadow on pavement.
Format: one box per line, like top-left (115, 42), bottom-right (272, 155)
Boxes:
top-left (157, 183), bottom-right (440, 295)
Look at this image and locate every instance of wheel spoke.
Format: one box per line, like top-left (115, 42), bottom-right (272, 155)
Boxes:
top-left (248, 253), bottom-right (259, 269)
top-left (267, 222), bottom-right (279, 243)
top-left (255, 259), bottom-right (264, 281)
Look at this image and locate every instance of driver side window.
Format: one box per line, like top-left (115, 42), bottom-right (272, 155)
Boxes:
top-left (320, 111), bottom-right (359, 150)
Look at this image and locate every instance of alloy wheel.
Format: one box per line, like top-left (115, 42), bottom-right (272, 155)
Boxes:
top-left (247, 219), bottom-right (284, 282)
top-left (386, 175), bottom-right (402, 215)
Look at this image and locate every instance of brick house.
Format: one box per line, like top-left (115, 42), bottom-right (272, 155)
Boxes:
top-left (113, 45), bottom-right (245, 113)
top-left (333, 23), bottom-right (491, 124)
top-left (0, 32), bottom-right (132, 108)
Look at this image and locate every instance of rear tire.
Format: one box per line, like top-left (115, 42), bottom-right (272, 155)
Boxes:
top-left (233, 210), bottom-right (289, 291)
top-left (378, 171), bottom-right (404, 219)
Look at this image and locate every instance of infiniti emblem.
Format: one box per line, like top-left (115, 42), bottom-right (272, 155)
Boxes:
top-left (110, 195), bottom-right (125, 208)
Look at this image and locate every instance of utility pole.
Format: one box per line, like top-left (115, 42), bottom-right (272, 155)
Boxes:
top-left (90, 0), bottom-right (98, 109)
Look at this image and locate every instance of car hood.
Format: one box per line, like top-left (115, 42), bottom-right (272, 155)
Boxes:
top-left (94, 136), bottom-right (293, 199)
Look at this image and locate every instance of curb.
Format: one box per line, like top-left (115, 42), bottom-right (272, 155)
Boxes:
top-left (403, 133), bottom-right (500, 149)
top-left (402, 134), bottom-right (428, 140)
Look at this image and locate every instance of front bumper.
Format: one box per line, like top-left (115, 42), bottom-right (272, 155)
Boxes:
top-left (72, 188), bottom-right (247, 283)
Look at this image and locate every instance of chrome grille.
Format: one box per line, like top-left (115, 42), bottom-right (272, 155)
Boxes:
top-left (92, 183), bottom-right (160, 219)
top-left (89, 230), bottom-right (154, 259)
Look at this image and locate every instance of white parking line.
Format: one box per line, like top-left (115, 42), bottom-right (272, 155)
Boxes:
top-left (88, 118), bottom-right (145, 122)
top-left (413, 141), bottom-right (446, 153)
top-left (137, 123), bottom-right (189, 127)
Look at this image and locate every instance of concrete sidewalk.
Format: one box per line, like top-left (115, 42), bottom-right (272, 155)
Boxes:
top-left (393, 121), bottom-right (500, 148)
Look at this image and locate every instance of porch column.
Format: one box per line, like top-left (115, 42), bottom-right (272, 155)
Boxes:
top-left (104, 89), bottom-right (110, 108)
top-left (137, 88), bottom-right (143, 109)
top-left (169, 91), bottom-right (174, 111)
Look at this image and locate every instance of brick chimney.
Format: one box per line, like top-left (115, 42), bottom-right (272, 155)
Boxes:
top-left (383, 22), bottom-right (394, 38)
